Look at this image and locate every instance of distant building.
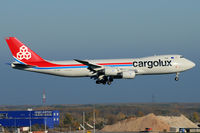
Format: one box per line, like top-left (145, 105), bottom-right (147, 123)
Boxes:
top-left (0, 110), bottom-right (59, 128)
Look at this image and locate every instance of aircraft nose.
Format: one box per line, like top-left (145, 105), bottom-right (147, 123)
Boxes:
top-left (190, 61), bottom-right (196, 68)
top-left (188, 60), bottom-right (196, 69)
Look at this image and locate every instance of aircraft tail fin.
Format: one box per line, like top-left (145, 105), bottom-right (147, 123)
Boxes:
top-left (5, 37), bottom-right (45, 64)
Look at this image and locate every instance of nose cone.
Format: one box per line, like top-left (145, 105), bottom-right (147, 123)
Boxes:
top-left (188, 60), bottom-right (196, 69)
top-left (190, 61), bottom-right (196, 68)
top-left (178, 58), bottom-right (195, 71)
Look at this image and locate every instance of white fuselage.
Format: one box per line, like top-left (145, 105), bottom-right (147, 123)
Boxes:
top-left (14, 55), bottom-right (195, 78)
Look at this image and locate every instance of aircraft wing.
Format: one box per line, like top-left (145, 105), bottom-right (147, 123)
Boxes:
top-left (74, 59), bottom-right (103, 72)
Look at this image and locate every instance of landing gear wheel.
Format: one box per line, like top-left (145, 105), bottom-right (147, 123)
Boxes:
top-left (95, 76), bottom-right (113, 85)
top-left (96, 80), bottom-right (100, 84)
top-left (107, 77), bottom-right (113, 85)
top-left (107, 81), bottom-right (112, 85)
top-left (175, 77), bottom-right (179, 81)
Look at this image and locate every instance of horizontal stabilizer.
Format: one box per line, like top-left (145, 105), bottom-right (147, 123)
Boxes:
top-left (12, 63), bottom-right (35, 69)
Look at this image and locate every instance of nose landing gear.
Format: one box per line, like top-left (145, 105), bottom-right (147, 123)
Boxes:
top-left (175, 72), bottom-right (180, 81)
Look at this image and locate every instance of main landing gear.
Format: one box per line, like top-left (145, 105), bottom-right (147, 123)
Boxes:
top-left (95, 76), bottom-right (113, 85)
top-left (175, 72), bottom-right (180, 81)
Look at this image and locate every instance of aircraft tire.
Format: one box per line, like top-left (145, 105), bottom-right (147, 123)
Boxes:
top-left (175, 77), bottom-right (179, 81)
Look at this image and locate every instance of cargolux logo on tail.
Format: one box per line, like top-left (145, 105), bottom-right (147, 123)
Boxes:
top-left (16, 46), bottom-right (31, 60)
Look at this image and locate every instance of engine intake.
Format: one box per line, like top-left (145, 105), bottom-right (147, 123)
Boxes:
top-left (122, 71), bottom-right (136, 79)
top-left (104, 68), bottom-right (119, 76)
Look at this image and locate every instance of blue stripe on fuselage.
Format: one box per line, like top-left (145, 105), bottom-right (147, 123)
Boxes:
top-left (14, 57), bottom-right (26, 65)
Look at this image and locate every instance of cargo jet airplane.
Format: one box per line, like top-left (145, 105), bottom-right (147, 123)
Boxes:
top-left (5, 37), bottom-right (195, 85)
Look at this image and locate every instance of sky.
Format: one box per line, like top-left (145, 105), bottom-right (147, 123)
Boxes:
top-left (0, 1), bottom-right (200, 105)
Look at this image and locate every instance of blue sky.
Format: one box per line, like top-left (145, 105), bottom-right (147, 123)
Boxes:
top-left (0, 1), bottom-right (199, 105)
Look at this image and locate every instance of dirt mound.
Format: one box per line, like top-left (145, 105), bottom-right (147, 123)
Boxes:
top-left (101, 113), bottom-right (170, 132)
top-left (157, 114), bottom-right (198, 128)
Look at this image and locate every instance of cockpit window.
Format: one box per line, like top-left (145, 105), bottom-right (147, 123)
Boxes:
top-left (180, 55), bottom-right (184, 58)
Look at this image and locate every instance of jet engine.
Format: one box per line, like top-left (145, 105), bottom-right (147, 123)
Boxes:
top-left (104, 68), bottom-right (119, 76)
top-left (121, 71), bottom-right (136, 79)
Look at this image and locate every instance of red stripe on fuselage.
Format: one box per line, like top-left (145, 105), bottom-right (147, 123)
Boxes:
top-left (99, 62), bottom-right (132, 65)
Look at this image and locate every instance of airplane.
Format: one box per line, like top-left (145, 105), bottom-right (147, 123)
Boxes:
top-left (5, 37), bottom-right (196, 85)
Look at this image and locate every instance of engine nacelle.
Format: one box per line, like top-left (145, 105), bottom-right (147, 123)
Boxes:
top-left (104, 68), bottom-right (119, 76)
top-left (122, 71), bottom-right (136, 79)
